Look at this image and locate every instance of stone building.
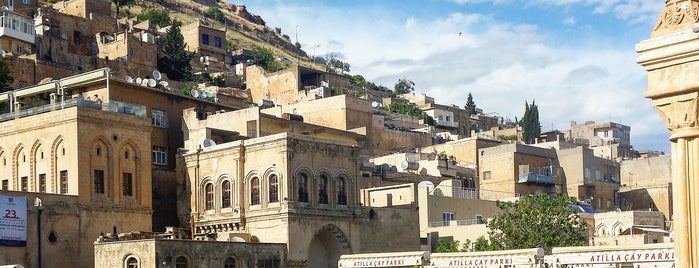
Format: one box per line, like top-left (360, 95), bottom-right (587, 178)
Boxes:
top-left (181, 19), bottom-right (227, 72)
top-left (478, 143), bottom-right (565, 196)
top-left (618, 155), bottom-right (672, 220)
top-left (567, 121), bottom-right (636, 160)
top-left (94, 236), bottom-right (288, 268)
top-left (0, 0), bottom-right (36, 56)
top-left (589, 210), bottom-right (669, 246)
top-left (399, 92), bottom-right (471, 136)
top-left (556, 146), bottom-right (621, 212)
top-left (179, 106), bottom-right (420, 268)
top-left (0, 68), bottom-right (244, 267)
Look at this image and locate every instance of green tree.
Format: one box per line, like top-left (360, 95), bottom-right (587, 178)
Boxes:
top-left (0, 57), bottom-right (14, 93)
top-left (350, 75), bottom-right (366, 87)
top-left (157, 21), bottom-right (193, 81)
top-left (205, 7), bottom-right (226, 23)
top-left (519, 100), bottom-right (541, 144)
top-left (394, 77), bottom-right (415, 95)
top-left (484, 194), bottom-right (588, 254)
top-left (111, 0), bottom-right (135, 17)
top-left (251, 46), bottom-right (284, 72)
top-left (138, 8), bottom-right (171, 27)
top-left (435, 239), bottom-right (461, 253)
top-left (465, 92), bottom-right (477, 115)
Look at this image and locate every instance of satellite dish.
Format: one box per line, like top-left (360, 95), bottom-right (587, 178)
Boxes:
top-left (205, 91), bottom-right (214, 98)
top-left (125, 76), bottom-right (134, 83)
top-left (417, 181), bottom-right (435, 192)
top-left (147, 78), bottom-right (156, 88)
top-left (135, 77), bottom-right (142, 85)
top-left (158, 81), bottom-right (169, 87)
top-left (202, 138), bottom-right (216, 147)
top-left (198, 90), bottom-right (207, 98)
top-left (0, 50), bottom-right (6, 57)
top-left (152, 70), bottom-right (162, 80)
top-left (371, 101), bottom-right (378, 108)
top-left (104, 35), bottom-right (114, 41)
top-left (239, 92), bottom-right (248, 99)
top-left (190, 89), bottom-right (200, 98)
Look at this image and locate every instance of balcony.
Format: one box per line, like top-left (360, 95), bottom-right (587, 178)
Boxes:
top-left (518, 172), bottom-right (554, 185)
top-left (0, 12), bottom-right (35, 44)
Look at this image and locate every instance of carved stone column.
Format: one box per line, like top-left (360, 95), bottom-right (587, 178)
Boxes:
top-left (637, 1), bottom-right (699, 267)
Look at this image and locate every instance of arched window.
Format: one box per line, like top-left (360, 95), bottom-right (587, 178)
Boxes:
top-left (250, 177), bottom-right (260, 205)
top-left (222, 181), bottom-right (231, 208)
top-left (269, 174), bottom-right (279, 203)
top-left (224, 257), bottom-right (236, 268)
top-left (318, 174), bottom-right (328, 204)
top-left (298, 173), bottom-right (308, 202)
top-left (126, 256), bottom-right (139, 268)
top-left (205, 183), bottom-right (214, 210)
top-left (337, 176), bottom-right (347, 205)
top-left (175, 256), bottom-right (188, 268)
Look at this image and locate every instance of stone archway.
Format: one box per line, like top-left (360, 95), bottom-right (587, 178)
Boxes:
top-left (307, 224), bottom-right (351, 268)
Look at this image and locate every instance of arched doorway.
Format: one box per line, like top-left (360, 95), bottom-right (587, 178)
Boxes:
top-left (307, 224), bottom-right (350, 268)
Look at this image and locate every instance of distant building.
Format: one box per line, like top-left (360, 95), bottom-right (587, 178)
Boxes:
top-left (568, 121), bottom-right (636, 160)
top-left (619, 155), bottom-right (672, 221)
top-left (557, 146), bottom-right (621, 212)
top-left (588, 210), bottom-right (669, 246)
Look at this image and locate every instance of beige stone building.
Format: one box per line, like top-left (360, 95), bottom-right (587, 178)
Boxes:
top-left (478, 143), bottom-right (564, 197)
top-left (589, 210), bottom-right (669, 246)
top-left (567, 121), bottom-right (636, 160)
top-left (0, 68), bottom-right (243, 267)
top-left (94, 236), bottom-right (288, 268)
top-left (399, 92), bottom-right (471, 136)
top-left (179, 106), bottom-right (420, 268)
top-left (0, 0), bottom-right (36, 56)
top-left (618, 155), bottom-right (672, 221)
top-left (556, 146), bottom-right (621, 212)
top-left (181, 19), bottom-right (227, 72)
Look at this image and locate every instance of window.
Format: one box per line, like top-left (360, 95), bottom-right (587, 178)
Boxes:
top-left (146, 52), bottom-right (152, 61)
top-left (131, 49), bottom-right (138, 57)
top-left (152, 146), bottom-right (167, 165)
top-left (214, 36), bottom-right (222, 48)
top-left (298, 173), bottom-right (308, 202)
top-left (584, 168), bottom-right (591, 179)
top-left (201, 34), bottom-right (210, 45)
top-left (222, 181), bottom-right (231, 208)
top-left (256, 259), bottom-right (279, 268)
top-left (126, 257), bottom-right (138, 268)
top-left (269, 175), bottom-right (278, 203)
top-left (73, 31), bottom-right (81, 45)
top-left (604, 130), bottom-right (609, 137)
top-left (94, 170), bottom-right (105, 194)
top-left (475, 214), bottom-right (484, 224)
top-left (482, 171), bottom-right (491, 180)
top-left (96, 147), bottom-right (101, 156)
top-left (446, 116), bottom-right (450, 122)
top-left (60, 170), bottom-right (68, 194)
top-left (224, 257), bottom-right (236, 268)
top-left (337, 176), bottom-right (347, 205)
top-left (175, 256), bottom-right (188, 268)
top-left (20, 176), bottom-right (27, 191)
top-left (205, 183), bottom-right (214, 210)
top-left (39, 174), bottom-right (46, 193)
top-left (442, 212), bottom-right (455, 226)
top-left (152, 109), bottom-right (168, 128)
top-left (124, 150), bottom-right (129, 159)
top-left (123, 173), bottom-right (133, 196)
top-left (250, 177), bottom-right (260, 205)
top-left (318, 175), bottom-right (328, 204)
top-left (1, 179), bottom-right (7, 190)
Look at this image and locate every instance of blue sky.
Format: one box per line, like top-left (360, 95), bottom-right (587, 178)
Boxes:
top-left (238, 0), bottom-right (670, 153)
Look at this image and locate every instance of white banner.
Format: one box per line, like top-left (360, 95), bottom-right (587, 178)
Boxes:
top-left (0, 194), bottom-right (27, 247)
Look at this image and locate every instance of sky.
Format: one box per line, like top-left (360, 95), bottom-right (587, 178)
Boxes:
top-left (238, 0), bottom-right (670, 153)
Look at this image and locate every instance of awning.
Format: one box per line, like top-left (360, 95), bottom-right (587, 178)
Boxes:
top-left (426, 248), bottom-right (543, 268)
top-left (338, 251), bottom-right (429, 267)
top-left (545, 243), bottom-right (675, 266)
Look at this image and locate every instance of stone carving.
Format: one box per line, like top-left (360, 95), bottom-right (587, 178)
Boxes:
top-left (652, 0), bottom-right (699, 37)
top-left (652, 92), bottom-right (699, 138)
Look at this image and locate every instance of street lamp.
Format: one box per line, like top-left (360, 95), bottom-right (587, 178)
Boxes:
top-left (34, 197), bottom-right (42, 268)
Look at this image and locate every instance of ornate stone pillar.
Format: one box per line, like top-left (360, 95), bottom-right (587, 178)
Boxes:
top-left (637, 1), bottom-right (699, 267)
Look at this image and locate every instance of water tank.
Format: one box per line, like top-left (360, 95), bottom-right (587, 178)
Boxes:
top-left (401, 160), bottom-right (419, 170)
top-left (257, 99), bottom-right (275, 108)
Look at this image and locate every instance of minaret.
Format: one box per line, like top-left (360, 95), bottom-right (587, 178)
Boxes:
top-left (637, 1), bottom-right (699, 267)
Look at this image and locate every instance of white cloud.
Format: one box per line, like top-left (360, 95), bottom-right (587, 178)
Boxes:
top-left (562, 16), bottom-right (577, 26)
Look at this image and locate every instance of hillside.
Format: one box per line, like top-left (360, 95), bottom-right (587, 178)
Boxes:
top-left (40, 0), bottom-right (311, 64)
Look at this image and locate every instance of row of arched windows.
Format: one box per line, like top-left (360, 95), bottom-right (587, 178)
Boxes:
top-left (125, 255), bottom-right (237, 268)
top-left (200, 168), bottom-right (352, 212)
